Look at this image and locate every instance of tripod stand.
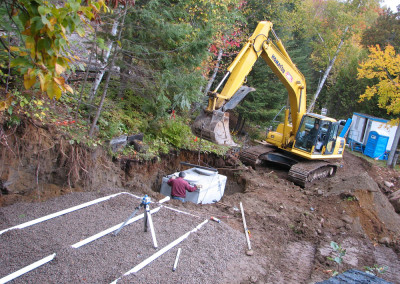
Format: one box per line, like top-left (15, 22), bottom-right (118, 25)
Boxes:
top-left (113, 195), bottom-right (158, 249)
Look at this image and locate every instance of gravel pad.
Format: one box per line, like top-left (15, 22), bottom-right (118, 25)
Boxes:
top-left (1, 191), bottom-right (244, 283)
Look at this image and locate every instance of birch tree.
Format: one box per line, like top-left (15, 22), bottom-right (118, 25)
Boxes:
top-left (292, 0), bottom-right (380, 112)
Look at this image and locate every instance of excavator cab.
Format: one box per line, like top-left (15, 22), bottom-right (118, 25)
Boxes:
top-left (294, 114), bottom-right (340, 156)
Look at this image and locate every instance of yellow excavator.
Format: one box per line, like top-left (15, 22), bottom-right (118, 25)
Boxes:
top-left (192, 21), bottom-right (346, 187)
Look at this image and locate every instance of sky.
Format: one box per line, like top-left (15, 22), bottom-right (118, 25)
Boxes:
top-left (381, 0), bottom-right (399, 11)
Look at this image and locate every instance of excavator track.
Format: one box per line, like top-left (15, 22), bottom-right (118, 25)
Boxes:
top-left (240, 144), bottom-right (337, 187)
top-left (239, 144), bottom-right (276, 168)
top-left (288, 161), bottom-right (337, 188)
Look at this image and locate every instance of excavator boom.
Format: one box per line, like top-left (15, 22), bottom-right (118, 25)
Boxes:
top-left (192, 21), bottom-right (306, 146)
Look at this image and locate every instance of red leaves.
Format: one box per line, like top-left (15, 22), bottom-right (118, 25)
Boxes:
top-left (55, 120), bottom-right (76, 126)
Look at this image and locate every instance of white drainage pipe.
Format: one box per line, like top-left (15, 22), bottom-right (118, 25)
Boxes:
top-left (71, 207), bottom-right (161, 249)
top-left (111, 219), bottom-right (208, 283)
top-left (0, 192), bottom-right (138, 235)
top-left (0, 253), bottom-right (56, 284)
top-left (160, 205), bottom-right (200, 218)
top-left (157, 196), bottom-right (170, 204)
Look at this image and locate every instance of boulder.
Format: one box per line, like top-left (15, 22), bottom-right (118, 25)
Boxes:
top-left (384, 181), bottom-right (394, 188)
top-left (127, 133), bottom-right (144, 144)
top-left (110, 135), bottom-right (127, 153)
top-left (389, 190), bottom-right (400, 213)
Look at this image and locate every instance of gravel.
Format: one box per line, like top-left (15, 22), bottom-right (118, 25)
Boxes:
top-left (0, 190), bottom-right (245, 283)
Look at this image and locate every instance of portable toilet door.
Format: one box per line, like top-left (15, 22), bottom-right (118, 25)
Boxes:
top-left (363, 130), bottom-right (389, 160)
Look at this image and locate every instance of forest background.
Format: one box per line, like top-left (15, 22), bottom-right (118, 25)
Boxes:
top-left (0, 0), bottom-right (399, 162)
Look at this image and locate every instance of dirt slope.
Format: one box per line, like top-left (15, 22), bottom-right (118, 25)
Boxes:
top-left (215, 151), bottom-right (400, 283)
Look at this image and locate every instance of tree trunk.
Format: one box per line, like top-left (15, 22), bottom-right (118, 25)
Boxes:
top-left (89, 6), bottom-right (128, 137)
top-left (203, 48), bottom-right (224, 96)
top-left (88, 18), bottom-right (120, 103)
top-left (387, 124), bottom-right (400, 168)
top-left (75, 23), bottom-right (98, 120)
top-left (307, 27), bottom-right (349, 113)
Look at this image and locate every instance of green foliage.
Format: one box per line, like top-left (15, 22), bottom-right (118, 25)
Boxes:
top-left (159, 119), bottom-right (192, 148)
top-left (119, 0), bottom-right (244, 118)
top-left (364, 264), bottom-right (388, 276)
top-left (327, 241), bottom-right (346, 276)
top-left (4, 90), bottom-right (49, 122)
top-left (343, 196), bottom-right (357, 202)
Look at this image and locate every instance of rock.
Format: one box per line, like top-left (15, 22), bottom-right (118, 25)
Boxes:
top-left (341, 215), bottom-right (353, 224)
top-left (379, 183), bottom-right (392, 194)
top-left (127, 133), bottom-right (144, 143)
top-left (384, 181), bottom-right (394, 188)
top-left (389, 190), bottom-right (400, 213)
top-left (246, 249), bottom-right (254, 256)
top-left (132, 139), bottom-right (144, 152)
top-left (0, 180), bottom-right (9, 195)
top-left (225, 154), bottom-right (240, 167)
top-left (249, 275), bottom-right (258, 283)
top-left (317, 189), bottom-right (323, 196)
top-left (110, 135), bottom-right (127, 153)
top-left (378, 237), bottom-right (391, 246)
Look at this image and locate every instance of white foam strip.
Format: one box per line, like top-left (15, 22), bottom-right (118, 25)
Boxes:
top-left (0, 253), bottom-right (56, 284)
top-left (71, 207), bottom-right (161, 249)
top-left (0, 192), bottom-right (138, 235)
top-left (111, 219), bottom-right (208, 283)
top-left (160, 205), bottom-right (200, 218)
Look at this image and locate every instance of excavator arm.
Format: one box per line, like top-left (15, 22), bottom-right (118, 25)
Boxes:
top-left (192, 21), bottom-right (307, 146)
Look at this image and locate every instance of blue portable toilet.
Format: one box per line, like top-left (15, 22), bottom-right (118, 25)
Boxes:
top-left (363, 130), bottom-right (389, 160)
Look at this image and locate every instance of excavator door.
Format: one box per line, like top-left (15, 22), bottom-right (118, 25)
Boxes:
top-left (323, 122), bottom-right (340, 155)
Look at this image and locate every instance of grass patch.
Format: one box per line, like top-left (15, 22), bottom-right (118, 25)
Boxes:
top-left (346, 148), bottom-right (400, 171)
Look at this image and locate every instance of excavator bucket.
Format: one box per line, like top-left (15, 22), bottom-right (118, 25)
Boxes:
top-left (191, 86), bottom-right (255, 146)
top-left (192, 110), bottom-right (237, 146)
